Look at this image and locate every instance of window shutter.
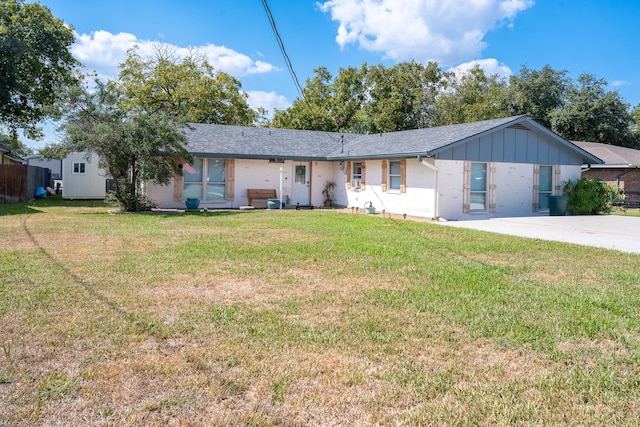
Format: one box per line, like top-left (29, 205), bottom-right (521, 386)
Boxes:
top-left (174, 173), bottom-right (183, 202)
top-left (346, 161), bottom-right (352, 189)
top-left (381, 160), bottom-right (388, 192)
top-left (361, 161), bottom-right (366, 190)
top-left (532, 164), bottom-right (540, 212)
top-left (400, 159), bottom-right (406, 193)
top-left (554, 166), bottom-right (561, 194)
top-left (489, 163), bottom-right (496, 213)
top-left (463, 161), bottom-right (471, 214)
top-left (226, 159), bottom-right (235, 202)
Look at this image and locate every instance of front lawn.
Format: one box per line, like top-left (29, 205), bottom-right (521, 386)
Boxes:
top-left (1, 199), bottom-right (639, 425)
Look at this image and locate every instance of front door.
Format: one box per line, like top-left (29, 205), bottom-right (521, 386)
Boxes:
top-left (292, 162), bottom-right (310, 206)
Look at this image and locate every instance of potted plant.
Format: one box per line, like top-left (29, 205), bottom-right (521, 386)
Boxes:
top-left (185, 198), bottom-right (200, 210)
top-left (322, 181), bottom-right (336, 207)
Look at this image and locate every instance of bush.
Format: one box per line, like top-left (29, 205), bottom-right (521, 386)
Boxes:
top-left (564, 178), bottom-right (620, 215)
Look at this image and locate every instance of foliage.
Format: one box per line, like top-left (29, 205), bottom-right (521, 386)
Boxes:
top-left (0, 133), bottom-right (31, 157)
top-left (270, 61), bottom-right (640, 151)
top-left (433, 65), bottom-right (511, 126)
top-left (0, 0), bottom-right (79, 139)
top-left (322, 181), bottom-right (336, 202)
top-left (549, 74), bottom-right (637, 148)
top-left (117, 46), bottom-right (256, 125)
top-left (508, 65), bottom-right (570, 129)
top-left (272, 65), bottom-right (368, 132)
top-left (563, 178), bottom-right (620, 215)
top-left (41, 80), bottom-right (191, 212)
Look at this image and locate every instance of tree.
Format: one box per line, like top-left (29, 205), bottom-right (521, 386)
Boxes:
top-left (272, 65), bottom-right (368, 132)
top-left (549, 74), bottom-right (636, 147)
top-left (365, 61), bottom-right (443, 132)
top-left (41, 81), bottom-right (191, 212)
top-left (117, 46), bottom-right (256, 125)
top-left (508, 65), bottom-right (570, 129)
top-left (433, 65), bottom-right (511, 126)
top-left (0, 0), bottom-right (78, 139)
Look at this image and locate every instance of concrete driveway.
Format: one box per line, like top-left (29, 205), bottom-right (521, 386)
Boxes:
top-left (438, 215), bottom-right (640, 254)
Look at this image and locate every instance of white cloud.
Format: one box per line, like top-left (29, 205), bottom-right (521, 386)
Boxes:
top-left (318, 0), bottom-right (534, 66)
top-left (450, 58), bottom-right (513, 80)
top-left (246, 91), bottom-right (291, 116)
top-left (71, 30), bottom-right (278, 80)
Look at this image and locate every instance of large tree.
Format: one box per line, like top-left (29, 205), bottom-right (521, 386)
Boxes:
top-left (433, 65), bottom-right (511, 126)
top-left (508, 65), bottom-right (570, 129)
top-left (364, 61), bottom-right (443, 132)
top-left (42, 81), bottom-right (191, 212)
top-left (272, 65), bottom-right (368, 132)
top-left (549, 74), bottom-right (637, 148)
top-left (117, 46), bottom-right (256, 125)
top-left (0, 0), bottom-right (78, 139)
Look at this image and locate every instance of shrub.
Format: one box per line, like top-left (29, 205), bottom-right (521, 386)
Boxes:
top-left (564, 178), bottom-right (620, 215)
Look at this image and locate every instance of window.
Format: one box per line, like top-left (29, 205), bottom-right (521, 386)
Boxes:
top-left (470, 163), bottom-right (487, 211)
top-left (72, 162), bottom-right (86, 174)
top-left (389, 161), bottom-right (401, 190)
top-left (352, 161), bottom-right (362, 188)
top-left (183, 158), bottom-right (226, 200)
top-left (538, 165), bottom-right (553, 209)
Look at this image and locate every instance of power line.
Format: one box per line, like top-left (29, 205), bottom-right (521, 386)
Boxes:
top-left (261, 0), bottom-right (305, 101)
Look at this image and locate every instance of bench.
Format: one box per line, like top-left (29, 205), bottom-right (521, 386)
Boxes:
top-left (247, 189), bottom-right (277, 208)
top-left (614, 199), bottom-right (640, 212)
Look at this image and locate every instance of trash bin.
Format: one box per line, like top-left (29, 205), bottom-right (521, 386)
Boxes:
top-left (548, 195), bottom-right (568, 216)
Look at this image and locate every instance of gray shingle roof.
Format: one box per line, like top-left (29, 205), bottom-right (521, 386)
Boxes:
top-left (183, 116), bottom-right (601, 164)
top-left (184, 123), bottom-right (342, 159)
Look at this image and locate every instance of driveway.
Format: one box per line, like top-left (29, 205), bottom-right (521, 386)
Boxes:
top-left (438, 215), bottom-right (640, 254)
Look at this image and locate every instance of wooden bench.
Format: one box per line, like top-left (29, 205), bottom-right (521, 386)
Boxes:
top-left (247, 189), bottom-right (277, 208)
top-left (614, 198), bottom-right (640, 212)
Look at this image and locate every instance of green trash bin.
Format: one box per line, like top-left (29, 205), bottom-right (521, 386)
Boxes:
top-left (547, 195), bottom-right (568, 216)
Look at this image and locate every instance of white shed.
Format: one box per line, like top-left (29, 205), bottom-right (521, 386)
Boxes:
top-left (62, 152), bottom-right (110, 199)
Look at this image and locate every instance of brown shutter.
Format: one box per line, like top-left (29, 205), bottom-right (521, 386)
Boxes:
top-left (226, 159), bottom-right (235, 202)
top-left (463, 161), bottom-right (471, 214)
top-left (361, 161), bottom-right (366, 190)
top-left (174, 173), bottom-right (183, 202)
top-left (381, 160), bottom-right (388, 192)
top-left (489, 163), bottom-right (496, 213)
top-left (532, 164), bottom-right (540, 212)
top-left (346, 161), bottom-right (352, 189)
top-left (400, 159), bottom-right (406, 193)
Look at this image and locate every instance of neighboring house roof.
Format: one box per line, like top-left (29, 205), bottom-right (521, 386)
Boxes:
top-left (0, 143), bottom-right (25, 164)
top-left (184, 115), bottom-right (603, 165)
top-left (572, 141), bottom-right (640, 167)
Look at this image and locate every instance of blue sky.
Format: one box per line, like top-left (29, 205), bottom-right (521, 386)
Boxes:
top-left (25, 0), bottom-right (640, 149)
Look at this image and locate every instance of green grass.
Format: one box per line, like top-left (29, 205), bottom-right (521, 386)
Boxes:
top-left (1, 197), bottom-right (640, 425)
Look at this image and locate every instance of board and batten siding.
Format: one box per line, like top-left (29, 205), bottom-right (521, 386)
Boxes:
top-left (434, 126), bottom-right (583, 166)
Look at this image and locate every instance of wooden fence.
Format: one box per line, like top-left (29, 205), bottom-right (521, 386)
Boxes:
top-left (0, 165), bottom-right (51, 204)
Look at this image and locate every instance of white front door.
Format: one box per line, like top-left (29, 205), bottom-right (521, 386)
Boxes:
top-left (292, 162), bottom-right (310, 206)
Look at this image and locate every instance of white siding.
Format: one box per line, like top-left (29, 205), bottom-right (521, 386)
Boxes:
top-left (147, 159), bottom-right (342, 209)
top-left (344, 158), bottom-right (437, 218)
top-left (62, 152), bottom-right (108, 199)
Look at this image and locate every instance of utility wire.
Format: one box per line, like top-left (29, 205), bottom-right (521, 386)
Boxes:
top-left (262, 0), bottom-right (305, 101)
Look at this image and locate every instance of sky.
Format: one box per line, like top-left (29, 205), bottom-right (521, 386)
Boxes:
top-left (24, 0), bottom-right (640, 150)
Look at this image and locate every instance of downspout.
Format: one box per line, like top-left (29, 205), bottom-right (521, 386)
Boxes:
top-left (418, 155), bottom-right (440, 220)
top-left (616, 165), bottom-right (638, 190)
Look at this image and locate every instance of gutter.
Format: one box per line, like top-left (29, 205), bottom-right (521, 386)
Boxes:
top-left (417, 155), bottom-right (440, 219)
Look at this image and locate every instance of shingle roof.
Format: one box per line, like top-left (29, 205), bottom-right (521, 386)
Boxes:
top-left (184, 123), bottom-right (342, 159)
top-left (183, 116), bottom-right (601, 164)
top-left (328, 116), bottom-right (524, 159)
top-left (572, 141), bottom-right (640, 166)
